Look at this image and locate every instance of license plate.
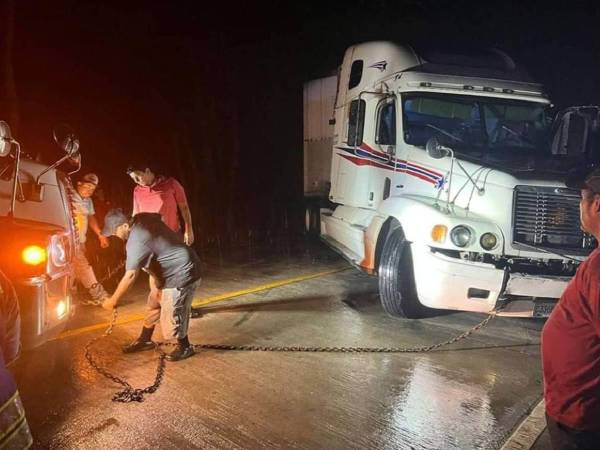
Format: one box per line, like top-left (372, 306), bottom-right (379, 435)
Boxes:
top-left (533, 301), bottom-right (556, 318)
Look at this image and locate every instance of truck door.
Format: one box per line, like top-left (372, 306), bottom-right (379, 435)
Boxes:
top-left (374, 96), bottom-right (403, 200)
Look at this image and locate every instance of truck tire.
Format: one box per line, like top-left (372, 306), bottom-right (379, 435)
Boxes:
top-left (378, 227), bottom-right (427, 318)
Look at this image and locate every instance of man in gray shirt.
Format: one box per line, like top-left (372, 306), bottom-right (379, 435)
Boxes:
top-left (101, 210), bottom-right (201, 361)
top-left (71, 173), bottom-right (110, 303)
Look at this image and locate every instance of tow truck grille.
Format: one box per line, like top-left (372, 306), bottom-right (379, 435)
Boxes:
top-left (513, 185), bottom-right (595, 254)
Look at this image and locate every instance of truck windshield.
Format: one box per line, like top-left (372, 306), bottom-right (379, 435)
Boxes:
top-left (402, 93), bottom-right (550, 158)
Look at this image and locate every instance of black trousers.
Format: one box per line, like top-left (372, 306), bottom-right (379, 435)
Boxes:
top-left (546, 414), bottom-right (600, 450)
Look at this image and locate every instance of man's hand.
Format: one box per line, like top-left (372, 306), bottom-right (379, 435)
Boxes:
top-left (98, 235), bottom-right (110, 248)
top-left (102, 297), bottom-right (118, 311)
top-left (184, 229), bottom-right (194, 246)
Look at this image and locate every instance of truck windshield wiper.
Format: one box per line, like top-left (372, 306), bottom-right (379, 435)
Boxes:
top-left (494, 123), bottom-right (534, 147)
top-left (425, 123), bottom-right (464, 144)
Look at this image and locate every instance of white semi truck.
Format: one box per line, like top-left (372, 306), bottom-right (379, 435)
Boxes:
top-left (304, 41), bottom-right (597, 318)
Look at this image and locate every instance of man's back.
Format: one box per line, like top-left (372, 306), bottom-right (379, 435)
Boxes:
top-left (126, 213), bottom-right (200, 289)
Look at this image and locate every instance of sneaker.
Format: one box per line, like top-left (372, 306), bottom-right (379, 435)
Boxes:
top-left (165, 344), bottom-right (195, 362)
top-left (122, 339), bottom-right (155, 354)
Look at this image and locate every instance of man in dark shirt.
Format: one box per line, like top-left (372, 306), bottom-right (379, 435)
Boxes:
top-left (542, 167), bottom-right (600, 449)
top-left (101, 210), bottom-right (201, 361)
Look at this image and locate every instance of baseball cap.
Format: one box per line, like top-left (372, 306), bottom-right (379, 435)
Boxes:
top-left (565, 164), bottom-right (600, 193)
top-left (101, 208), bottom-right (129, 236)
top-left (80, 173), bottom-right (99, 185)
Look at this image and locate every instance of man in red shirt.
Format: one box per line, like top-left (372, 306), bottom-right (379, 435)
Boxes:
top-left (542, 166), bottom-right (600, 449)
top-left (127, 163), bottom-right (194, 245)
top-left (127, 162), bottom-right (196, 308)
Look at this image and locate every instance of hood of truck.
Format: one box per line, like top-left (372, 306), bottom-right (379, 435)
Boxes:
top-left (407, 149), bottom-right (586, 259)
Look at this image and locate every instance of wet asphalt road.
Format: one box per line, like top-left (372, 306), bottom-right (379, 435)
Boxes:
top-left (12, 240), bottom-right (546, 449)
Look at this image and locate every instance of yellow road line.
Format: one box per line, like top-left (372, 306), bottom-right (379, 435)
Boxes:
top-left (55, 314), bottom-right (145, 339)
top-left (192, 267), bottom-right (348, 307)
top-left (55, 267), bottom-right (349, 340)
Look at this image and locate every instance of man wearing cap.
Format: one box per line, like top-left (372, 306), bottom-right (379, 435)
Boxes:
top-left (101, 209), bottom-right (200, 361)
top-left (71, 173), bottom-right (110, 304)
top-left (542, 166), bottom-right (600, 449)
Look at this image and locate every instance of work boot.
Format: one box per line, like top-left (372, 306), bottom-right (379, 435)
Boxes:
top-left (165, 344), bottom-right (195, 362)
top-left (122, 339), bottom-right (155, 354)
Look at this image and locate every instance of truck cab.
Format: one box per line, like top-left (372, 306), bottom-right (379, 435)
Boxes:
top-left (0, 121), bottom-right (79, 348)
top-left (317, 41), bottom-right (595, 318)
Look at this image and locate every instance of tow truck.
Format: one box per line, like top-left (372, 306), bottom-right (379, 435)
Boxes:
top-left (0, 121), bottom-right (81, 348)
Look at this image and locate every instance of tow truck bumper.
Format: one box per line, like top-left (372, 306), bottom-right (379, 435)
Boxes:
top-left (16, 272), bottom-right (72, 349)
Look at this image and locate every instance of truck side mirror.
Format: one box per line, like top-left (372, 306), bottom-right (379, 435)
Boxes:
top-left (0, 121), bottom-right (13, 157)
top-left (53, 124), bottom-right (80, 156)
top-left (552, 111), bottom-right (588, 156)
top-left (565, 114), bottom-right (587, 156)
top-left (426, 136), bottom-right (451, 159)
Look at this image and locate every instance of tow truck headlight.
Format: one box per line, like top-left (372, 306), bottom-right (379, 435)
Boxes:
top-left (480, 232), bottom-right (498, 250)
top-left (431, 225), bottom-right (448, 243)
top-left (50, 235), bottom-right (68, 267)
top-left (450, 226), bottom-right (472, 247)
top-left (22, 245), bottom-right (47, 266)
top-left (56, 300), bottom-right (67, 319)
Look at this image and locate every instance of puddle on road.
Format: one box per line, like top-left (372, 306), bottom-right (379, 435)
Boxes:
top-left (382, 358), bottom-right (499, 450)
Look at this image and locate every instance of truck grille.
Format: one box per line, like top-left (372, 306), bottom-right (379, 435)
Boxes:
top-left (513, 185), bottom-right (595, 254)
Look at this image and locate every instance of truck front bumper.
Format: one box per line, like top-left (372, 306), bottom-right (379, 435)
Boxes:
top-left (410, 242), bottom-right (568, 317)
top-left (16, 272), bottom-right (72, 349)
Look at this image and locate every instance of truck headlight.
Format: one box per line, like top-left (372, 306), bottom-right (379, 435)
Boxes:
top-left (56, 300), bottom-right (67, 318)
top-left (50, 235), bottom-right (68, 267)
top-left (480, 232), bottom-right (498, 250)
top-left (450, 225), bottom-right (472, 247)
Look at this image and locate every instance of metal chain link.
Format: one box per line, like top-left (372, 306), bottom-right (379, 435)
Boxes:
top-left (84, 300), bottom-right (498, 402)
top-left (78, 260), bottom-right (125, 306)
top-left (187, 310), bottom-right (498, 353)
top-left (84, 308), bottom-right (167, 403)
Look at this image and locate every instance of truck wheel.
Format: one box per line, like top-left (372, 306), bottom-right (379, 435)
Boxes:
top-left (378, 227), bottom-right (427, 318)
top-left (304, 203), bottom-right (320, 236)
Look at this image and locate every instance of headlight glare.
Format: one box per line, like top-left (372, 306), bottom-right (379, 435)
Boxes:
top-left (22, 245), bottom-right (47, 266)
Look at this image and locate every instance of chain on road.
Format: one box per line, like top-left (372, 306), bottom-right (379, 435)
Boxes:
top-left (83, 288), bottom-right (499, 402)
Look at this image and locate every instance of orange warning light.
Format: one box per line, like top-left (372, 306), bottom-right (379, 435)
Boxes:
top-left (22, 245), bottom-right (47, 266)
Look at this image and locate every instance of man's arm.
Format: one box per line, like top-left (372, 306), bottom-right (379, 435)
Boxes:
top-left (89, 214), bottom-right (109, 248)
top-left (132, 193), bottom-right (139, 216)
top-left (102, 269), bottom-right (139, 310)
top-left (178, 202), bottom-right (194, 245)
top-left (172, 179), bottom-right (194, 246)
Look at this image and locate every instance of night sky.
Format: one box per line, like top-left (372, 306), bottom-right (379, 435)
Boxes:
top-left (3, 0), bottom-right (600, 245)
